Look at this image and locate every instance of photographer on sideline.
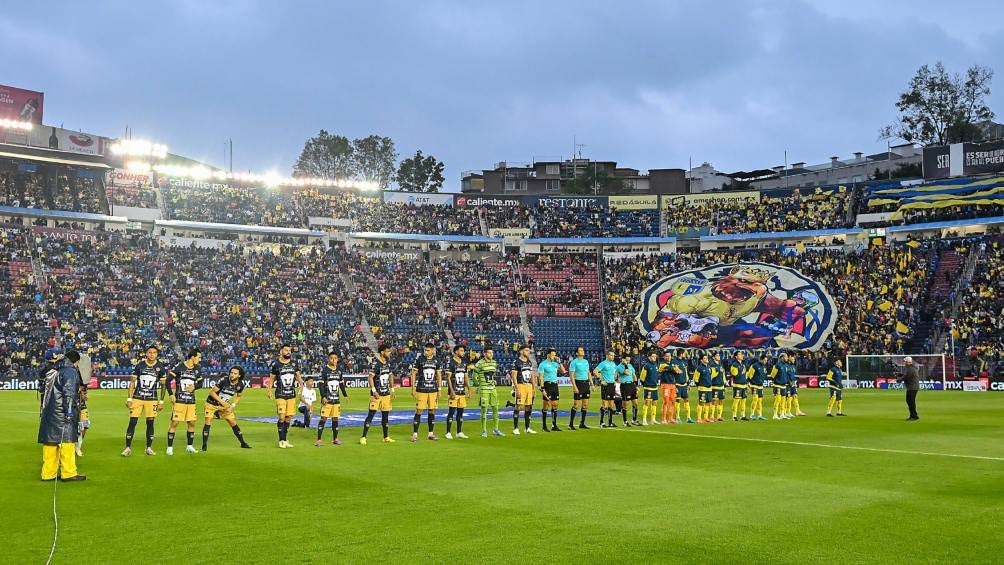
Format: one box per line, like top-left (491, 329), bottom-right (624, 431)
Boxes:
top-left (898, 356), bottom-right (920, 421)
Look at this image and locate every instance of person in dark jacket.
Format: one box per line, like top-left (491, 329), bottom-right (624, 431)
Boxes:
top-left (38, 350), bottom-right (86, 481)
top-left (898, 356), bottom-right (920, 421)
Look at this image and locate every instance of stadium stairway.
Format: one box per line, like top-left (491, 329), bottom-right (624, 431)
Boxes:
top-left (338, 270), bottom-right (378, 353)
top-left (433, 296), bottom-right (457, 349)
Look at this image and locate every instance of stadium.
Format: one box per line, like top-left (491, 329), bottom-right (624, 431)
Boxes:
top-left (5, 4), bottom-right (1004, 565)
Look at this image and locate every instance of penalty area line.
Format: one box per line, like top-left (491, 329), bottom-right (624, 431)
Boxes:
top-left (615, 428), bottom-right (1004, 462)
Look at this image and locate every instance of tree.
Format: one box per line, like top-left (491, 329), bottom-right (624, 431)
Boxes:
top-left (292, 130), bottom-right (354, 179)
top-left (352, 135), bottom-right (397, 189)
top-left (396, 150), bottom-right (445, 192)
top-left (881, 62), bottom-right (995, 146)
top-left (563, 165), bottom-right (626, 194)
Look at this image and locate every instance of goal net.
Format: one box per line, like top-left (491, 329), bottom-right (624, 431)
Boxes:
top-left (845, 354), bottom-right (946, 389)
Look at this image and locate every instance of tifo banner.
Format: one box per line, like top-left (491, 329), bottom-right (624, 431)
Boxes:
top-left (663, 191), bottom-right (760, 208)
top-left (923, 141), bottom-right (1004, 179)
top-left (30, 126), bottom-right (107, 155)
top-left (0, 83), bottom-right (44, 124)
top-left (429, 249), bottom-right (499, 262)
top-left (382, 191), bottom-right (454, 206)
top-left (107, 168), bottom-right (153, 188)
top-left (608, 195), bottom-right (658, 210)
top-left (527, 195), bottom-right (608, 209)
top-left (637, 262), bottom-right (836, 350)
top-left (31, 226), bottom-right (102, 243)
top-left (488, 227), bottom-right (531, 244)
top-left (454, 195), bottom-right (522, 208)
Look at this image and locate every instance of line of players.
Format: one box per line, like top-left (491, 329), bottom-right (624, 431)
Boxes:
top-left (105, 339), bottom-right (848, 455)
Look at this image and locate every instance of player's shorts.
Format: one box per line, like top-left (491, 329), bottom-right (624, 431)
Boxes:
top-left (788, 385), bottom-right (799, 396)
top-left (515, 383), bottom-right (534, 405)
top-left (542, 382), bottom-right (559, 401)
top-left (448, 395), bottom-right (468, 408)
top-left (675, 385), bottom-right (689, 400)
top-left (415, 391), bottom-right (439, 410)
top-left (732, 387), bottom-right (748, 399)
top-left (369, 395), bottom-right (393, 412)
top-left (275, 398), bottom-right (297, 418)
top-left (829, 388), bottom-right (843, 400)
top-left (172, 402), bottom-right (196, 422)
top-left (750, 386), bottom-right (764, 398)
top-left (661, 383), bottom-right (677, 402)
top-left (205, 403), bottom-right (234, 420)
top-left (573, 380), bottom-right (591, 400)
top-left (78, 409), bottom-right (90, 430)
top-left (773, 385), bottom-right (788, 397)
top-left (129, 399), bottom-right (159, 418)
top-left (601, 383), bottom-right (617, 401)
top-left (321, 403), bottom-right (342, 418)
top-left (479, 389), bottom-right (499, 407)
top-left (620, 382), bottom-right (637, 401)
top-left (713, 387), bottom-right (725, 400)
top-left (643, 386), bottom-right (659, 401)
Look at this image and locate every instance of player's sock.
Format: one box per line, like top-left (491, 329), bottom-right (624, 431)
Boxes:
top-left (827, 396), bottom-right (835, 414)
top-left (381, 411), bottom-right (390, 439)
top-left (167, 431), bottom-right (176, 448)
top-left (186, 431), bottom-right (194, 447)
top-left (277, 420), bottom-right (283, 440)
top-left (427, 411), bottom-right (435, 433)
top-left (793, 396), bottom-right (801, 413)
top-left (457, 409), bottom-right (464, 433)
top-left (632, 406), bottom-right (638, 421)
top-left (332, 418), bottom-right (340, 440)
top-left (569, 408), bottom-right (577, 427)
top-left (202, 425), bottom-right (211, 449)
top-left (551, 409), bottom-right (557, 427)
top-left (230, 425), bottom-right (245, 445)
top-left (480, 406), bottom-right (488, 432)
top-left (541, 407), bottom-right (548, 428)
top-left (513, 408), bottom-right (520, 430)
top-left (524, 408), bottom-right (532, 429)
top-left (741, 398), bottom-right (747, 417)
top-left (622, 406), bottom-right (628, 423)
top-left (413, 412), bottom-right (421, 434)
top-left (125, 416), bottom-right (138, 447)
top-left (362, 409), bottom-right (376, 438)
top-left (732, 398), bottom-right (739, 418)
top-left (837, 400), bottom-right (843, 413)
top-left (446, 407), bottom-right (455, 434)
top-left (145, 419), bottom-right (155, 448)
top-left (492, 406), bottom-right (500, 431)
top-left (317, 420), bottom-right (325, 440)
top-left (580, 408), bottom-right (587, 427)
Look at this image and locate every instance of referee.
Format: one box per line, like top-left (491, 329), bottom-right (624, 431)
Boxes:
top-left (898, 356), bottom-right (920, 421)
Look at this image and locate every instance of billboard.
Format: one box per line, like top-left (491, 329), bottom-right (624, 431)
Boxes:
top-left (527, 195), bottom-right (608, 209)
top-left (923, 141), bottom-right (1004, 179)
top-left (609, 195), bottom-right (658, 210)
top-left (383, 191), bottom-right (454, 206)
top-left (662, 191), bottom-right (760, 208)
top-left (488, 227), bottom-right (531, 244)
top-left (0, 83), bottom-right (44, 124)
top-left (107, 169), bottom-right (153, 188)
top-left (637, 262), bottom-right (836, 351)
top-left (454, 195), bottom-right (522, 208)
top-left (30, 126), bottom-right (107, 155)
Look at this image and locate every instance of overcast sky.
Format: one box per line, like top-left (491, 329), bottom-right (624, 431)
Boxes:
top-left (5, 0), bottom-right (1004, 189)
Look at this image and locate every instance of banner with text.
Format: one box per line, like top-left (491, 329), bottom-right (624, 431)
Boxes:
top-left (663, 191), bottom-right (760, 209)
top-left (488, 227), bottom-right (531, 244)
top-left (526, 195), bottom-right (608, 209)
top-left (609, 195), bottom-right (658, 210)
top-left (31, 226), bottom-right (103, 243)
top-left (30, 126), bottom-right (107, 155)
top-left (383, 191), bottom-right (454, 206)
top-left (107, 169), bottom-right (153, 188)
top-left (923, 141), bottom-right (1004, 179)
top-left (429, 249), bottom-right (500, 262)
top-left (0, 83), bottom-right (44, 124)
top-left (454, 195), bottom-right (522, 208)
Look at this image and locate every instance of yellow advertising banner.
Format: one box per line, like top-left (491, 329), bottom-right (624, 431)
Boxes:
top-left (488, 228), bottom-right (531, 244)
top-left (608, 195), bottom-right (658, 210)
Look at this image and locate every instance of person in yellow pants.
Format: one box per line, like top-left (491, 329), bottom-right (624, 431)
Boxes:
top-left (39, 349), bottom-right (86, 482)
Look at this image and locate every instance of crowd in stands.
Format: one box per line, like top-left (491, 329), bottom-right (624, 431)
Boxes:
top-left (951, 237), bottom-right (1004, 379)
top-left (106, 182), bottom-right (157, 209)
top-left (163, 184), bottom-right (307, 227)
top-left (0, 169), bottom-right (106, 214)
top-left (349, 200), bottom-right (480, 235)
top-left (531, 206), bottom-right (659, 238)
top-left (521, 254), bottom-right (601, 318)
top-left (481, 205), bottom-right (532, 230)
top-left (665, 190), bottom-right (850, 234)
top-left (0, 171), bottom-right (45, 209)
top-left (868, 204), bottom-right (1004, 228)
top-left (0, 228), bottom-right (51, 378)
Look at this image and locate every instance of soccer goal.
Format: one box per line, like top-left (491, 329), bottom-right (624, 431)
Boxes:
top-left (845, 354), bottom-right (946, 389)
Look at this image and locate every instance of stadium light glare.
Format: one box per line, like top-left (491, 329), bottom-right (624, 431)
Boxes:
top-left (0, 119), bottom-right (33, 131)
top-left (111, 139), bottom-right (168, 159)
top-left (125, 161), bottom-right (151, 172)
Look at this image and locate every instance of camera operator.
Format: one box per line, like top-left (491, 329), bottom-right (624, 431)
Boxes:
top-left (897, 356), bottom-right (920, 421)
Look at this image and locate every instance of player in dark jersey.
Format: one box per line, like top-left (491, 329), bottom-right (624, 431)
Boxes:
top-left (203, 366), bottom-right (251, 451)
top-left (265, 344), bottom-right (303, 448)
top-left (510, 345), bottom-right (538, 435)
top-left (165, 348), bottom-right (203, 455)
top-left (361, 343), bottom-right (396, 445)
top-left (444, 345), bottom-right (472, 439)
top-left (316, 351), bottom-right (349, 446)
top-left (411, 343), bottom-right (442, 442)
top-left (122, 345), bottom-right (168, 457)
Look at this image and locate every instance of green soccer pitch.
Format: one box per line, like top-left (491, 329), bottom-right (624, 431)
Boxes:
top-left (6, 389), bottom-right (1003, 564)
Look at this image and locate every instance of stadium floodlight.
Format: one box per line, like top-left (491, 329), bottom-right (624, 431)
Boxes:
top-left (111, 139), bottom-right (168, 159)
top-left (0, 118), bottom-right (33, 131)
top-left (125, 161), bottom-right (151, 172)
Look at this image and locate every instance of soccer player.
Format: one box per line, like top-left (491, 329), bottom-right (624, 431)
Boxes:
top-left (639, 350), bottom-right (661, 425)
top-left (594, 351), bottom-right (619, 428)
top-left (361, 343), bottom-right (396, 445)
top-left (748, 353), bottom-right (768, 420)
top-left (537, 348), bottom-right (565, 432)
top-left (672, 349), bottom-right (693, 423)
top-left (411, 343), bottom-right (442, 442)
top-left (203, 366), bottom-right (251, 450)
top-left (122, 345), bottom-right (168, 457)
top-left (730, 350), bottom-right (750, 421)
top-left (75, 383), bottom-right (89, 457)
top-left (692, 353), bottom-right (713, 423)
top-left (296, 376), bottom-right (317, 428)
top-left (709, 351), bottom-right (726, 422)
top-left (616, 353), bottom-right (639, 426)
top-left (825, 358), bottom-right (846, 417)
top-left (771, 352), bottom-right (791, 420)
top-left (473, 346), bottom-right (504, 437)
top-left (445, 345), bottom-right (471, 439)
top-left (658, 351), bottom-right (676, 424)
top-left (510, 345), bottom-right (537, 435)
top-left (266, 344), bottom-right (303, 448)
top-left (568, 346), bottom-right (592, 430)
top-left (316, 351), bottom-right (348, 446)
top-left (788, 352), bottom-right (806, 416)
top-left (165, 348), bottom-right (202, 455)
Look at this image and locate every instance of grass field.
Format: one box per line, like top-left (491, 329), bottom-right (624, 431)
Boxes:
top-left (5, 388), bottom-right (1004, 564)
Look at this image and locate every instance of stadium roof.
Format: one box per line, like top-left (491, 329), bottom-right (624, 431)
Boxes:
top-left (525, 236), bottom-right (676, 245)
top-left (0, 205), bottom-right (127, 223)
top-left (348, 232), bottom-right (503, 243)
top-left (701, 228), bottom-right (864, 241)
top-left (886, 216), bottom-right (1004, 233)
top-left (0, 149), bottom-right (111, 169)
top-left (156, 219), bottom-right (326, 237)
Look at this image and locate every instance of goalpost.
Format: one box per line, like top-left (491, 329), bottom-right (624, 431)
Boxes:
top-left (845, 354), bottom-right (946, 389)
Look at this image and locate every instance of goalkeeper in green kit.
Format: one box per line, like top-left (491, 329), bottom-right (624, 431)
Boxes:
top-left (473, 346), bottom-right (504, 438)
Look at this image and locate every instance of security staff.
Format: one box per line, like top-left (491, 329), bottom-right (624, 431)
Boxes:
top-left (38, 350), bottom-right (86, 482)
top-left (898, 356), bottom-right (920, 421)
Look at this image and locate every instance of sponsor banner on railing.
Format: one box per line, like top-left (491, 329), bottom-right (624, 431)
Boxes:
top-left (454, 195), bottom-right (522, 208)
top-left (429, 249), bottom-right (500, 262)
top-left (361, 249), bottom-right (422, 261)
top-left (662, 191), bottom-right (760, 209)
top-left (308, 216), bottom-right (352, 227)
top-left (924, 140), bottom-right (1004, 179)
top-left (107, 169), bottom-right (153, 188)
top-left (31, 226), bottom-right (102, 243)
top-left (526, 195), bottom-right (608, 209)
top-left (383, 191), bottom-right (454, 206)
top-left (110, 206), bottom-right (161, 221)
top-left (609, 195), bottom-right (658, 210)
top-left (30, 126), bottom-right (107, 155)
top-left (161, 235), bottom-right (233, 249)
top-left (488, 227), bottom-right (531, 244)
